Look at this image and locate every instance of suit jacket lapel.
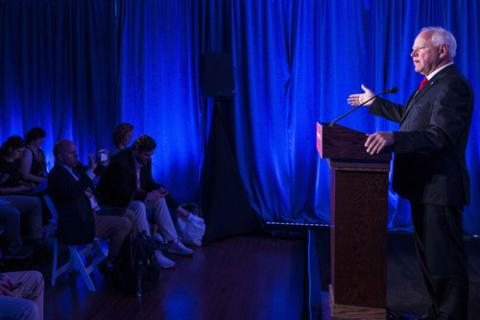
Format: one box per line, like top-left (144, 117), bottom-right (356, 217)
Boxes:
top-left (401, 83), bottom-right (433, 122)
top-left (401, 65), bottom-right (456, 123)
top-left (402, 91), bottom-right (418, 122)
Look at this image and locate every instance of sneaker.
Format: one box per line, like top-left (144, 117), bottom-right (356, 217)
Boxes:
top-left (183, 238), bottom-right (203, 247)
top-left (188, 213), bottom-right (205, 224)
top-left (6, 246), bottom-right (33, 259)
top-left (155, 250), bottom-right (175, 269)
top-left (153, 233), bottom-right (165, 244)
top-left (165, 239), bottom-right (194, 256)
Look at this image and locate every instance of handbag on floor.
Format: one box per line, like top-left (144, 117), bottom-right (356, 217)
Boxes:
top-left (177, 203), bottom-right (206, 247)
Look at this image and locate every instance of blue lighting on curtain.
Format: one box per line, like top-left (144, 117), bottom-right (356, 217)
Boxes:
top-left (1, 0), bottom-right (479, 233)
top-left (0, 0), bottom-right (117, 165)
top-left (118, 0), bottom-right (204, 203)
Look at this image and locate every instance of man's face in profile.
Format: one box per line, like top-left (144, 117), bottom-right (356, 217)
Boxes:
top-left (134, 150), bottom-right (153, 165)
top-left (411, 31), bottom-right (446, 75)
top-left (59, 142), bottom-right (79, 168)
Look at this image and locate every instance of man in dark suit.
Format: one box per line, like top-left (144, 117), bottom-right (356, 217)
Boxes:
top-left (48, 140), bottom-right (132, 261)
top-left (97, 135), bottom-right (193, 269)
top-left (348, 27), bottom-right (473, 320)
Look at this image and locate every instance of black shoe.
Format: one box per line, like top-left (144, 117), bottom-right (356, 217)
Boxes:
top-left (99, 257), bottom-right (116, 274)
top-left (409, 312), bottom-right (435, 320)
top-left (418, 307), bottom-right (437, 320)
top-left (386, 309), bottom-right (401, 320)
top-left (5, 246), bottom-right (33, 259)
top-left (386, 310), bottom-right (421, 320)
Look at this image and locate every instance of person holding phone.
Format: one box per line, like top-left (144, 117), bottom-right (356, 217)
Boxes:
top-left (97, 135), bottom-right (194, 269)
top-left (0, 136), bottom-right (44, 249)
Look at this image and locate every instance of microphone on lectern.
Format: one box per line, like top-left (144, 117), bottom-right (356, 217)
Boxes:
top-left (328, 86), bottom-right (398, 127)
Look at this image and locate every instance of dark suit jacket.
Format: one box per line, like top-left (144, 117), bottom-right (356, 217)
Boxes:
top-left (47, 164), bottom-right (96, 244)
top-left (97, 148), bottom-right (160, 208)
top-left (370, 65), bottom-right (473, 206)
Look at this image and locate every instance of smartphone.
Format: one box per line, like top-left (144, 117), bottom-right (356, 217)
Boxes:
top-left (97, 151), bottom-right (109, 163)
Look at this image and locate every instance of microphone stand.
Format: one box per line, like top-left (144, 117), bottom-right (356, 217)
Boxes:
top-left (328, 87), bottom-right (397, 127)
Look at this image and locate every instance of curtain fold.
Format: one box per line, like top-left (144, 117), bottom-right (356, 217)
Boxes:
top-left (1, 0), bottom-right (479, 233)
top-left (0, 0), bottom-right (116, 166)
top-left (118, 0), bottom-right (204, 203)
top-left (225, 0), bottom-right (480, 232)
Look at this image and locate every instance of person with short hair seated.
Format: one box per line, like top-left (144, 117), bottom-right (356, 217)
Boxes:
top-left (0, 136), bottom-right (44, 251)
top-left (97, 135), bottom-right (193, 269)
top-left (0, 136), bottom-right (34, 194)
top-left (47, 140), bottom-right (132, 265)
top-left (112, 122), bottom-right (134, 155)
top-left (0, 270), bottom-right (44, 320)
top-left (111, 124), bottom-right (197, 223)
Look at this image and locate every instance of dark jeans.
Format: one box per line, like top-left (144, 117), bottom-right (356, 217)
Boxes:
top-left (410, 202), bottom-right (469, 320)
top-left (0, 204), bottom-right (22, 246)
top-left (0, 195), bottom-right (43, 244)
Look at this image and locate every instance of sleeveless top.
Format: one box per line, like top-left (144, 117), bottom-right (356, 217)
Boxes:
top-left (26, 146), bottom-right (47, 177)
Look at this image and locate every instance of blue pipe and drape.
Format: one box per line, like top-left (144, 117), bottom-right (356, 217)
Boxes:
top-left (1, 0), bottom-right (479, 233)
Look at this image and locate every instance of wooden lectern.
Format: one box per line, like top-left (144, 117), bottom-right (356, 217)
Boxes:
top-left (316, 122), bottom-right (391, 319)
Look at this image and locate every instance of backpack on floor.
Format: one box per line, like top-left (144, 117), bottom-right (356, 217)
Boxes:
top-left (103, 232), bottom-right (160, 296)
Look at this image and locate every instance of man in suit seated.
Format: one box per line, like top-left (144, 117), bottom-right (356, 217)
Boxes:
top-left (47, 140), bottom-right (132, 265)
top-left (97, 135), bottom-right (193, 269)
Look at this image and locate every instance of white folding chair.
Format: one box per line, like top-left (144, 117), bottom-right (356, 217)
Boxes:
top-left (0, 224), bottom-right (4, 259)
top-left (43, 195), bottom-right (106, 292)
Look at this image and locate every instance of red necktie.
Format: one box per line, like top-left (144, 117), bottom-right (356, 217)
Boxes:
top-left (418, 77), bottom-right (428, 91)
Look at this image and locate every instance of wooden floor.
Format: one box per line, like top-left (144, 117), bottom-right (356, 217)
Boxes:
top-left (387, 233), bottom-right (480, 319)
top-left (309, 230), bottom-right (480, 319)
top-left (5, 232), bottom-right (480, 319)
top-left (43, 235), bottom-right (306, 320)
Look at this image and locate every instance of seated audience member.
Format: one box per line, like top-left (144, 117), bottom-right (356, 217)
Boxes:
top-left (0, 270), bottom-right (44, 320)
top-left (112, 124), bottom-right (198, 222)
top-left (0, 202), bottom-right (34, 259)
top-left (97, 135), bottom-right (193, 268)
top-left (47, 140), bottom-right (132, 265)
top-left (0, 136), bottom-right (44, 248)
top-left (112, 122), bottom-right (134, 155)
top-left (91, 122), bottom-right (134, 173)
top-left (0, 136), bottom-right (34, 194)
top-left (21, 128), bottom-right (48, 190)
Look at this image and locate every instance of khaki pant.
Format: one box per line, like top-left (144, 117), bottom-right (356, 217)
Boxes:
top-left (128, 198), bottom-right (177, 242)
top-left (95, 208), bottom-right (132, 257)
top-left (0, 270), bottom-right (44, 320)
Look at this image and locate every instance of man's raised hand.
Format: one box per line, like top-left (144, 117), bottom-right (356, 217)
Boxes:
top-left (347, 84), bottom-right (376, 106)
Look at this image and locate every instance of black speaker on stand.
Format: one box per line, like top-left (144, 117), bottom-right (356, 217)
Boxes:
top-left (199, 53), bottom-right (260, 243)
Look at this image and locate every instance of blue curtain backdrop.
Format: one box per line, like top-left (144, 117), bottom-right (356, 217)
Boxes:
top-left (1, 0), bottom-right (479, 233)
top-left (117, 0), bottom-right (204, 202)
top-left (227, 0), bottom-right (480, 233)
top-left (0, 0), bottom-right (117, 166)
